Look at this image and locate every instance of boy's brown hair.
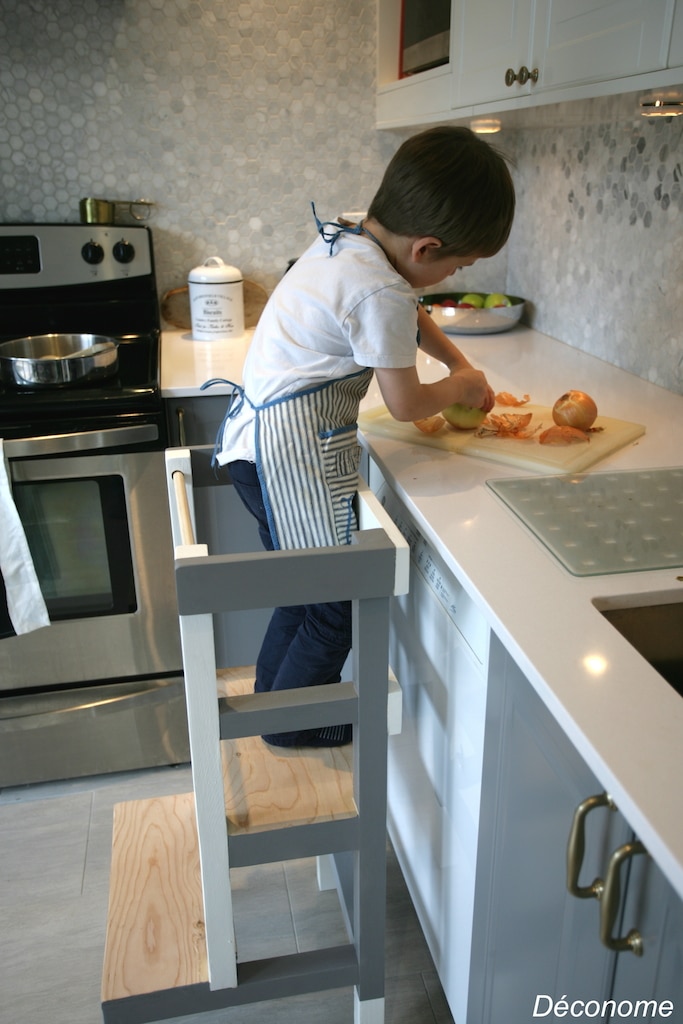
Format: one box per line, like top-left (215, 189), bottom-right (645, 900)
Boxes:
top-left (367, 126), bottom-right (515, 259)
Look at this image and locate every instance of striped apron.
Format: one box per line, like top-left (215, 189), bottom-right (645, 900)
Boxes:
top-left (206, 366), bottom-right (374, 551)
top-left (254, 367), bottom-right (374, 550)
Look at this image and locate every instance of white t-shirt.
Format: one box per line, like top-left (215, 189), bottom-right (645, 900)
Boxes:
top-left (215, 227), bottom-right (420, 466)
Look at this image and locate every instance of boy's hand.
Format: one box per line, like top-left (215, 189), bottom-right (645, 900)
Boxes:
top-left (375, 364), bottom-right (495, 422)
top-left (449, 367), bottom-right (495, 412)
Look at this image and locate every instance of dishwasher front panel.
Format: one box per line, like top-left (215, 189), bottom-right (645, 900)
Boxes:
top-left (370, 469), bottom-right (489, 1024)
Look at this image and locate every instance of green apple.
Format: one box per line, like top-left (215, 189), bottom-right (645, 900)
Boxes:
top-left (442, 402), bottom-right (487, 430)
top-left (459, 292), bottom-right (485, 308)
top-left (484, 292), bottom-right (512, 308)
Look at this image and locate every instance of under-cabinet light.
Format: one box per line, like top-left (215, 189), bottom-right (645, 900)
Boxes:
top-left (639, 99), bottom-right (683, 118)
top-left (470, 118), bottom-right (502, 134)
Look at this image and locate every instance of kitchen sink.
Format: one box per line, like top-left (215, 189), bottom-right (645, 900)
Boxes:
top-left (594, 592), bottom-right (683, 698)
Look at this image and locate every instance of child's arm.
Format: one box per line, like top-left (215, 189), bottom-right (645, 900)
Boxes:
top-left (416, 303), bottom-right (476, 373)
top-left (373, 304), bottom-right (495, 422)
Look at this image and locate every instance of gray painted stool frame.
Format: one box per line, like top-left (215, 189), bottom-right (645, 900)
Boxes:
top-left (102, 445), bottom-right (408, 1024)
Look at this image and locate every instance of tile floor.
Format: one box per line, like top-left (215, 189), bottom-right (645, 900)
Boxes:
top-left (0, 765), bottom-right (454, 1024)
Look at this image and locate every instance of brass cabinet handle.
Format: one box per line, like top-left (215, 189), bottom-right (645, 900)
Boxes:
top-left (176, 406), bottom-right (187, 447)
top-left (505, 65), bottom-right (539, 87)
top-left (599, 840), bottom-right (647, 956)
top-left (566, 792), bottom-right (616, 899)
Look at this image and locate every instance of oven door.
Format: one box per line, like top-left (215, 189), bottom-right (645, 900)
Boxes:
top-left (0, 425), bottom-right (182, 690)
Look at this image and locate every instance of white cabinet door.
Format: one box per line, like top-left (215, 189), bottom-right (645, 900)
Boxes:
top-left (453, 0), bottom-right (675, 110)
top-left (453, 0), bottom-right (535, 107)
top-left (670, 0), bottom-right (683, 64)
top-left (538, 0), bottom-right (675, 91)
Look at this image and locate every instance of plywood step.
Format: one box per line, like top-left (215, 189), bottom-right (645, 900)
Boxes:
top-left (218, 667), bottom-right (356, 836)
top-left (103, 669), bottom-right (357, 1004)
top-left (102, 791), bottom-right (206, 1003)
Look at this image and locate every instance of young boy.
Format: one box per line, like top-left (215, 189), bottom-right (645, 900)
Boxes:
top-left (214, 125), bottom-right (515, 747)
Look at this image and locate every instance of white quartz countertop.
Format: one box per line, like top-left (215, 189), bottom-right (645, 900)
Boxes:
top-left (161, 321), bottom-right (683, 899)
top-left (360, 326), bottom-right (683, 903)
top-left (160, 325), bottom-right (255, 397)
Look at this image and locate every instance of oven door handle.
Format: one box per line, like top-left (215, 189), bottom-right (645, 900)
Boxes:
top-left (2, 424), bottom-right (159, 459)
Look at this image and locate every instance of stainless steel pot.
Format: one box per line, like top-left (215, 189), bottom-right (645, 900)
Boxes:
top-left (0, 333), bottom-right (119, 387)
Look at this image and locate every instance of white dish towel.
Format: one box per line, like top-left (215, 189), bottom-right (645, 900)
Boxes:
top-left (0, 439), bottom-right (50, 635)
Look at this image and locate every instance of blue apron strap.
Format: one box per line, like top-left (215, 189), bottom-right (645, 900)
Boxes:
top-left (311, 201), bottom-right (363, 256)
top-left (200, 378), bottom-right (247, 467)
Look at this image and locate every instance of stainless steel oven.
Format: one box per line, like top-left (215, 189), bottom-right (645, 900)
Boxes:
top-left (0, 223), bottom-right (188, 787)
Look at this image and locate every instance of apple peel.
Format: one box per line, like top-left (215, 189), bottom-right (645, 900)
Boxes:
top-left (539, 425), bottom-right (590, 445)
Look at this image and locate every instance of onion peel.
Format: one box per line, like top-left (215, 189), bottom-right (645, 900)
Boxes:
top-left (413, 415), bottom-right (446, 434)
top-left (495, 392), bottom-right (530, 407)
top-left (475, 412), bottom-right (541, 440)
top-left (539, 425), bottom-right (590, 445)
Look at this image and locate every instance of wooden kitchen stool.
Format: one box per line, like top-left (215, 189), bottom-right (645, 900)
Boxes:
top-left (101, 445), bottom-right (408, 1024)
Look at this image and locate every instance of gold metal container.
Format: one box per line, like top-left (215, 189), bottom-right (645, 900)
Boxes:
top-left (79, 197), bottom-right (115, 224)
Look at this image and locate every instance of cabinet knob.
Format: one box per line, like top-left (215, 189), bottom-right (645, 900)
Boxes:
top-left (505, 65), bottom-right (539, 87)
top-left (600, 840), bottom-right (647, 956)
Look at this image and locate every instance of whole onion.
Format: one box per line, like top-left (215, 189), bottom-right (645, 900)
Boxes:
top-left (552, 390), bottom-right (598, 431)
top-left (442, 402), bottom-right (487, 430)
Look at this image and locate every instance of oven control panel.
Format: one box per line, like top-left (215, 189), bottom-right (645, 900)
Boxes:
top-left (0, 224), bottom-right (153, 288)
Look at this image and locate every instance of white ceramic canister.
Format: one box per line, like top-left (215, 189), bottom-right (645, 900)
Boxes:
top-left (188, 257), bottom-right (244, 340)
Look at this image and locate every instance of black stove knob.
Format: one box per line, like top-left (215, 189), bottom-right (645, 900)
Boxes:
top-left (81, 240), bottom-right (105, 265)
top-left (113, 239), bottom-right (135, 264)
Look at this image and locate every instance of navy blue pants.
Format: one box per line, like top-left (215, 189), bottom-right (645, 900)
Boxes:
top-left (228, 459), bottom-right (352, 747)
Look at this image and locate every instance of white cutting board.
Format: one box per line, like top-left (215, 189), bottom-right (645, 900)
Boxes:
top-left (358, 404), bottom-right (646, 474)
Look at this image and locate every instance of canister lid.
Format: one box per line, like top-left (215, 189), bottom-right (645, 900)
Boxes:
top-left (188, 256), bottom-right (242, 283)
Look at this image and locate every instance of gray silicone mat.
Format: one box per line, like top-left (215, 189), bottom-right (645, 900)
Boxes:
top-left (487, 467), bottom-right (683, 576)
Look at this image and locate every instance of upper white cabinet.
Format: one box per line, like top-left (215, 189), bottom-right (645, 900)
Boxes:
top-left (670, 0), bottom-right (683, 64)
top-left (376, 0), bottom-right (453, 125)
top-left (454, 0), bottom-right (676, 107)
top-left (377, 0), bottom-right (683, 128)
top-left (451, 0), bottom-right (536, 107)
top-left (537, 0), bottom-right (675, 91)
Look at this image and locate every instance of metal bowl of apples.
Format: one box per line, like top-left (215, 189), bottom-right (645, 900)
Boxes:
top-left (420, 291), bottom-right (525, 335)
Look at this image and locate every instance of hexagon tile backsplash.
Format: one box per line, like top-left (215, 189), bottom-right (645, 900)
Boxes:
top-left (0, 1), bottom-right (681, 394)
top-left (504, 94), bottom-right (683, 394)
top-left (0, 0), bottom-right (391, 294)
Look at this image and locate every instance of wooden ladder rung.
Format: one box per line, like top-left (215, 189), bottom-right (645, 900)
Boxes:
top-left (219, 681), bottom-right (358, 740)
